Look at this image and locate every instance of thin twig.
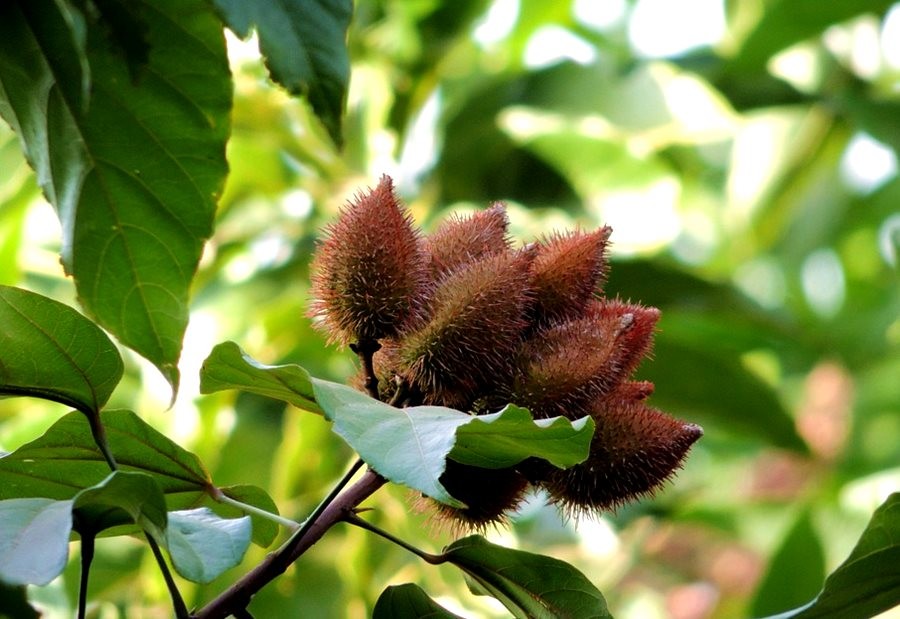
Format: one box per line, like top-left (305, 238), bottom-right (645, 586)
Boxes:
top-left (147, 534), bottom-right (190, 618)
top-left (344, 511), bottom-right (444, 564)
top-left (193, 462), bottom-right (385, 618)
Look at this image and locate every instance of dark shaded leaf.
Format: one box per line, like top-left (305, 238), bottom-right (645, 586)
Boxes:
top-left (769, 493), bottom-right (900, 619)
top-left (0, 0), bottom-right (232, 394)
top-left (442, 535), bottom-right (612, 619)
top-left (752, 508), bottom-right (825, 616)
top-left (0, 285), bottom-right (123, 414)
top-left (165, 507), bottom-right (251, 583)
top-left (72, 471), bottom-right (167, 542)
top-left (212, 0), bottom-right (351, 145)
top-left (0, 498), bottom-right (72, 586)
top-left (0, 580), bottom-right (40, 619)
top-left (373, 583), bottom-right (465, 619)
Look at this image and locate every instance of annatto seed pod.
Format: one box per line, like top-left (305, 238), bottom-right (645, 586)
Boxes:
top-left (510, 300), bottom-right (660, 419)
top-left (426, 202), bottom-right (511, 279)
top-left (422, 460), bottom-right (529, 531)
top-left (308, 176), bottom-right (428, 345)
top-left (398, 249), bottom-right (535, 408)
top-left (542, 395), bottom-right (703, 515)
top-left (528, 227), bottom-right (611, 327)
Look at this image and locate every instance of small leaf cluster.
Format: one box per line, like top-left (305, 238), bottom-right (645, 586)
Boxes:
top-left (310, 176), bottom-right (703, 527)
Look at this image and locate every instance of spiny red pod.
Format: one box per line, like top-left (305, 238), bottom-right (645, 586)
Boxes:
top-left (307, 175), bottom-right (702, 528)
top-left (528, 227), bottom-right (611, 326)
top-left (426, 202), bottom-right (511, 279)
top-left (510, 300), bottom-right (660, 419)
top-left (398, 249), bottom-right (535, 408)
top-left (542, 395), bottom-right (703, 514)
top-left (308, 176), bottom-right (428, 345)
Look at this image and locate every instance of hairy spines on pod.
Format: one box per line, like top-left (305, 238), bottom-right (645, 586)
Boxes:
top-left (542, 396), bottom-right (703, 515)
top-left (528, 227), bottom-right (611, 327)
top-left (509, 300), bottom-right (661, 419)
top-left (308, 176), bottom-right (429, 345)
top-left (426, 202), bottom-right (511, 279)
top-left (398, 249), bottom-right (536, 408)
top-left (423, 461), bottom-right (529, 531)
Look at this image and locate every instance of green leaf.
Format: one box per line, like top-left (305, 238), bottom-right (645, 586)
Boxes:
top-left (72, 471), bottom-right (168, 542)
top-left (0, 286), bottom-right (123, 415)
top-left (200, 343), bottom-right (594, 507)
top-left (769, 493), bottom-right (900, 619)
top-left (0, 410), bottom-right (213, 507)
top-left (165, 507), bottom-right (251, 583)
top-left (442, 535), bottom-right (612, 619)
top-left (373, 583), bottom-right (465, 619)
top-left (642, 338), bottom-right (807, 452)
top-left (212, 0), bottom-right (351, 146)
top-left (0, 0), bottom-right (232, 394)
top-left (200, 341), bottom-right (321, 414)
top-left (751, 508), bottom-right (825, 617)
top-left (730, 0), bottom-right (896, 72)
top-left (0, 498), bottom-right (73, 586)
top-left (0, 580), bottom-right (40, 619)
top-left (450, 404), bottom-right (593, 469)
top-left (219, 484), bottom-right (280, 547)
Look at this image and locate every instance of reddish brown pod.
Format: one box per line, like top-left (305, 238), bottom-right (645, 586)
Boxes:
top-left (542, 395), bottom-right (703, 514)
top-left (308, 176), bottom-right (429, 345)
top-left (398, 248), bottom-right (536, 408)
top-left (528, 227), bottom-right (611, 327)
top-left (426, 202), bottom-right (511, 279)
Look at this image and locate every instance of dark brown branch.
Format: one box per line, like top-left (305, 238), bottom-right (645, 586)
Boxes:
top-left (193, 467), bottom-right (386, 618)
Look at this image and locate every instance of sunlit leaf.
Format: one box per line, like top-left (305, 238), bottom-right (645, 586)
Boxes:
top-left (731, 0), bottom-right (895, 72)
top-left (442, 535), bottom-right (612, 619)
top-left (200, 343), bottom-right (594, 506)
top-left (0, 410), bottom-right (212, 507)
top-left (769, 493), bottom-right (900, 619)
top-left (212, 0), bottom-right (351, 145)
top-left (0, 286), bottom-right (123, 415)
top-left (165, 508), bottom-right (251, 584)
top-left (0, 0), bottom-right (232, 394)
top-left (373, 583), bottom-right (465, 619)
top-left (200, 341), bottom-right (321, 413)
top-left (0, 498), bottom-right (72, 586)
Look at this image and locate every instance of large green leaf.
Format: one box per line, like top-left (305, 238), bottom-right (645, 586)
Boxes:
top-left (200, 342), bottom-right (594, 506)
top-left (0, 0), bottom-right (232, 393)
top-left (212, 0), bottom-right (351, 146)
top-left (770, 493), bottom-right (900, 619)
top-left (218, 484), bottom-right (280, 547)
top-left (0, 410), bottom-right (210, 506)
top-left (0, 498), bottom-right (72, 586)
top-left (751, 508), bottom-right (825, 617)
top-left (442, 535), bottom-right (611, 619)
top-left (730, 0), bottom-right (896, 72)
top-left (165, 507), bottom-right (251, 584)
top-left (0, 286), bottom-right (123, 415)
top-left (373, 584), bottom-right (465, 619)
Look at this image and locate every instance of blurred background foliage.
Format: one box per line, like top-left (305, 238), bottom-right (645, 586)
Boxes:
top-left (1, 0), bottom-right (899, 617)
